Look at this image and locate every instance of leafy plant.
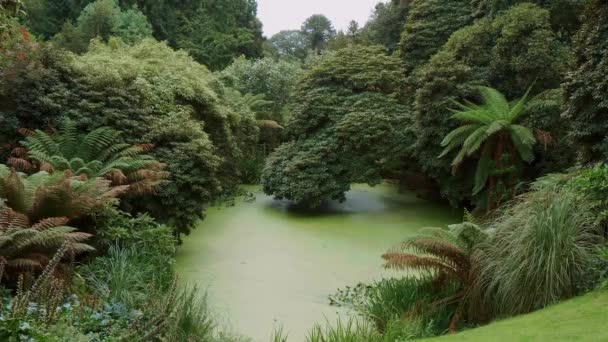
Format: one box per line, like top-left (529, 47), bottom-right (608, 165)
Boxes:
top-left (382, 222), bottom-right (487, 332)
top-left (412, 3), bottom-right (569, 207)
top-left (78, 244), bottom-right (172, 309)
top-left (11, 120), bottom-right (168, 195)
top-left (0, 208), bottom-right (93, 280)
top-left (0, 164), bottom-right (121, 222)
top-left (439, 86), bottom-right (538, 208)
top-left (330, 277), bottom-right (455, 336)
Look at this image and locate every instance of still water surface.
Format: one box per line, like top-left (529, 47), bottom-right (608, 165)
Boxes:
top-left (176, 183), bottom-right (459, 340)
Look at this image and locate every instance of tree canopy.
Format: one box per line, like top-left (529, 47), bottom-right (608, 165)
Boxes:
top-left (301, 14), bottom-right (336, 54)
top-left (261, 46), bottom-right (413, 206)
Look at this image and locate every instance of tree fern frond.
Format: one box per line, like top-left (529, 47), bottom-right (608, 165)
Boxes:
top-left (462, 126), bottom-right (488, 157)
top-left (473, 144), bottom-right (492, 195)
top-left (440, 124), bottom-right (478, 148)
top-left (31, 217), bottom-right (69, 231)
top-left (478, 86), bottom-right (509, 119)
top-left (382, 252), bottom-right (453, 273)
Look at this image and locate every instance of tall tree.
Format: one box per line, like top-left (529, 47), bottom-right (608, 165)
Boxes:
top-left (52, 0), bottom-right (152, 52)
top-left (23, 0), bottom-right (90, 38)
top-left (122, 0), bottom-right (264, 70)
top-left (400, 0), bottom-right (472, 76)
top-left (268, 30), bottom-right (309, 61)
top-left (301, 14), bottom-right (336, 54)
top-left (363, 0), bottom-right (409, 51)
top-left (563, 0), bottom-right (608, 161)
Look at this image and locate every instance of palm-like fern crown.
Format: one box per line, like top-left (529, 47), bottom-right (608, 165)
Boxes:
top-left (382, 223), bottom-right (485, 284)
top-left (439, 86), bottom-right (537, 194)
top-left (382, 222), bottom-right (487, 332)
top-left (0, 164), bottom-right (122, 223)
top-left (10, 120), bottom-right (168, 195)
top-left (0, 207), bottom-right (94, 279)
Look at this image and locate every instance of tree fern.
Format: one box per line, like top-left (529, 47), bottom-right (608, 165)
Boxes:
top-left (10, 120), bottom-right (168, 195)
top-left (0, 208), bottom-right (93, 280)
top-left (382, 223), bottom-right (487, 332)
top-left (0, 164), bottom-right (121, 222)
top-left (439, 86), bottom-right (541, 208)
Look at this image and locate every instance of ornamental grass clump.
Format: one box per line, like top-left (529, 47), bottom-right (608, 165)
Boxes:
top-left (472, 187), bottom-right (600, 318)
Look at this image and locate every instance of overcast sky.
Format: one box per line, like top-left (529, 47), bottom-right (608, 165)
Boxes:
top-left (257, 0), bottom-right (385, 37)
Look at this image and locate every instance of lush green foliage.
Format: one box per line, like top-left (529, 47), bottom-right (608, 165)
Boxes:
top-left (330, 277), bottom-right (456, 337)
top-left (52, 0), bottom-right (152, 53)
top-left (563, 0), bottom-right (608, 161)
top-left (471, 0), bottom-right (585, 38)
top-left (220, 56), bottom-right (303, 124)
top-left (24, 0), bottom-right (264, 70)
top-left (268, 30), bottom-right (310, 62)
top-left (0, 207), bottom-right (92, 279)
top-left (261, 46), bottom-right (412, 206)
top-left (363, 0), bottom-right (408, 51)
top-left (439, 87), bottom-right (537, 207)
top-left (384, 223), bottom-right (486, 332)
top-left (566, 164), bottom-right (608, 226)
top-left (122, 0), bottom-right (264, 70)
top-left (2, 39), bottom-right (258, 234)
top-left (413, 3), bottom-right (570, 204)
top-left (22, 0), bottom-right (89, 38)
top-left (0, 164), bottom-right (119, 222)
top-left (12, 120), bottom-right (167, 195)
top-left (301, 14), bottom-right (336, 54)
top-left (400, 0), bottom-right (472, 75)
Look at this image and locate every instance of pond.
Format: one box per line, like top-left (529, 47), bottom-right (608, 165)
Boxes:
top-left (175, 183), bottom-right (459, 341)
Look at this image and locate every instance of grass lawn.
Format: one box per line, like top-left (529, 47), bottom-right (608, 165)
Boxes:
top-left (421, 290), bottom-right (608, 342)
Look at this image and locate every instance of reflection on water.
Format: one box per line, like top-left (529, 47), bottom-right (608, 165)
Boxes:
top-left (176, 183), bottom-right (459, 341)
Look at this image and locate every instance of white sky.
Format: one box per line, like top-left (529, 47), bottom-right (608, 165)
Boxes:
top-left (257, 0), bottom-right (385, 37)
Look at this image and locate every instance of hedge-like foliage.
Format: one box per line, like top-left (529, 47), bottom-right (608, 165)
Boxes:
top-left (261, 46), bottom-right (413, 206)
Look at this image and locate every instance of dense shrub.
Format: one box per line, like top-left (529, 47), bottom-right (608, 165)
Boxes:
top-left (0, 164), bottom-right (119, 222)
top-left (383, 223), bottom-right (487, 331)
top-left (52, 0), bottom-right (153, 53)
top-left (2, 40), bottom-right (259, 234)
top-left (220, 56), bottom-right (303, 124)
top-left (471, 0), bottom-right (585, 38)
top-left (262, 46), bottom-right (413, 206)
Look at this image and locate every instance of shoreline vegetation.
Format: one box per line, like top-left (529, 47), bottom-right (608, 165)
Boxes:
top-left (1, 0), bottom-right (607, 341)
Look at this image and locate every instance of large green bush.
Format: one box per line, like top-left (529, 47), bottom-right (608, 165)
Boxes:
top-left (220, 56), bottom-right (303, 124)
top-left (2, 40), bottom-right (258, 234)
top-left (261, 46), bottom-right (413, 206)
